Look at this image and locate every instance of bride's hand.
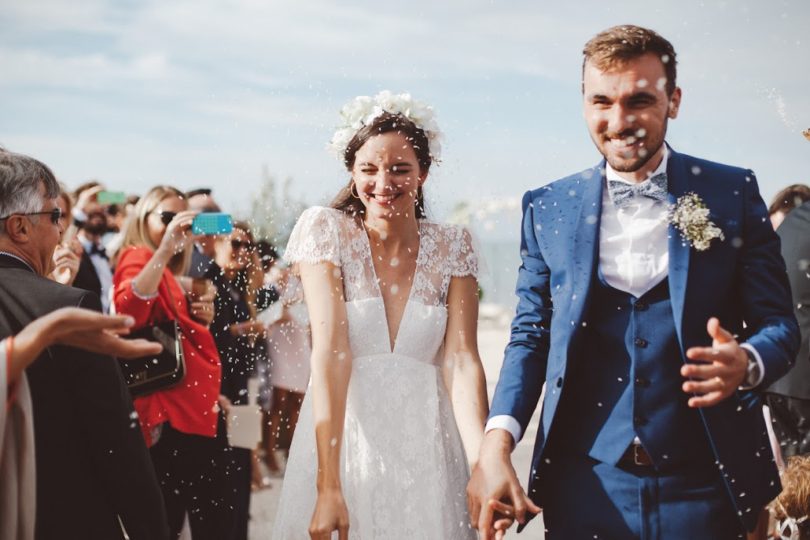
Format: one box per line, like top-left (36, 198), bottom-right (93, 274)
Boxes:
top-left (309, 488), bottom-right (349, 540)
top-left (467, 430), bottom-right (541, 540)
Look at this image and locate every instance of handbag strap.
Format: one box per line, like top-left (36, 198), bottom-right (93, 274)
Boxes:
top-left (160, 274), bottom-right (184, 323)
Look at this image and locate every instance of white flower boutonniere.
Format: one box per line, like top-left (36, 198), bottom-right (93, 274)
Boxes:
top-left (669, 192), bottom-right (725, 251)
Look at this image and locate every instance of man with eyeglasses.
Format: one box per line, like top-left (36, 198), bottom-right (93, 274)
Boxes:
top-left (0, 149), bottom-right (169, 540)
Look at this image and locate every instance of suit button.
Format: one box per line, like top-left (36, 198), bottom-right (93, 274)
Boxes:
top-left (634, 301), bottom-right (649, 311)
top-left (634, 337), bottom-right (648, 348)
top-left (556, 377), bottom-right (563, 388)
top-left (635, 377), bottom-right (650, 388)
top-left (634, 415), bottom-right (648, 426)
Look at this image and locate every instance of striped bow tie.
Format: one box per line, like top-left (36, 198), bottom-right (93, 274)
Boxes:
top-left (608, 172), bottom-right (669, 208)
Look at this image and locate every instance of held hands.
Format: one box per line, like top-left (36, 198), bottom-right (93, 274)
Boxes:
top-left (467, 430), bottom-right (541, 540)
top-left (309, 487), bottom-right (349, 540)
top-left (681, 317), bottom-right (748, 408)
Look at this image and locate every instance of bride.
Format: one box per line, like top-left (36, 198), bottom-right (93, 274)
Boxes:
top-left (271, 91), bottom-right (489, 539)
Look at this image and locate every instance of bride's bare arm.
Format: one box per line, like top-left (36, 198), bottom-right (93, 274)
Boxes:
top-left (444, 275), bottom-right (489, 468)
top-left (298, 261), bottom-right (352, 540)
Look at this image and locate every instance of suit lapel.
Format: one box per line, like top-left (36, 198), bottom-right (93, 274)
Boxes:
top-left (568, 164), bottom-right (604, 327)
top-left (666, 149), bottom-right (692, 348)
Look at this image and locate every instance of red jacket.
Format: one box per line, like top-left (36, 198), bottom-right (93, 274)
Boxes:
top-left (113, 246), bottom-right (221, 446)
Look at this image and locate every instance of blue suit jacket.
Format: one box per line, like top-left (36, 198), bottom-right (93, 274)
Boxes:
top-left (489, 148), bottom-right (800, 531)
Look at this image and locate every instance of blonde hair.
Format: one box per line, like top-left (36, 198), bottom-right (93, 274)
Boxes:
top-left (117, 185), bottom-right (192, 275)
top-left (772, 455), bottom-right (810, 539)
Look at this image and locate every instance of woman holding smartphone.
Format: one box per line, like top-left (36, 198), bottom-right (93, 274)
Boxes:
top-left (113, 185), bottom-right (233, 540)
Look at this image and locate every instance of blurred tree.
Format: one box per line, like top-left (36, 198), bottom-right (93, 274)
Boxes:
top-left (247, 165), bottom-right (306, 248)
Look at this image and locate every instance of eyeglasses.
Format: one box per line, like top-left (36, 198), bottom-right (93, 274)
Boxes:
top-left (0, 207), bottom-right (63, 225)
top-left (155, 211), bottom-right (177, 226)
top-left (231, 240), bottom-right (254, 251)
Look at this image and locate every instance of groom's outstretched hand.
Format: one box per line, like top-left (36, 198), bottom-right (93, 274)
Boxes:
top-left (467, 430), bottom-right (541, 540)
top-left (682, 317), bottom-right (748, 408)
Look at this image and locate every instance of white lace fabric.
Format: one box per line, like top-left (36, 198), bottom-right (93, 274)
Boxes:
top-left (273, 206), bottom-right (479, 539)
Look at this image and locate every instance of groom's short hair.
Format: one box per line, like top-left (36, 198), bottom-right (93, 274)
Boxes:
top-left (583, 25), bottom-right (678, 96)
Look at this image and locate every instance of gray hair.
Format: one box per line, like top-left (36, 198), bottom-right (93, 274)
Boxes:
top-left (0, 149), bottom-right (60, 228)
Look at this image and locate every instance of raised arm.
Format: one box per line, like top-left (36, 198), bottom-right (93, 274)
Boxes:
top-left (130, 210), bottom-right (197, 297)
top-left (299, 260), bottom-right (352, 540)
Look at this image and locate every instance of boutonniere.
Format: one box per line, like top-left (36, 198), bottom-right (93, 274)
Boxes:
top-left (669, 192), bottom-right (725, 251)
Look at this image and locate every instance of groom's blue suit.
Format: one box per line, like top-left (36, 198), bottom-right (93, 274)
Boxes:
top-left (489, 148), bottom-right (799, 536)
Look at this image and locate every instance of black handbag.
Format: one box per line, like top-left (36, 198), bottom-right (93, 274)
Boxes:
top-left (120, 282), bottom-right (186, 397)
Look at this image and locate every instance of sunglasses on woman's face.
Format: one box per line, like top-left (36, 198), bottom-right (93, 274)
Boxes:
top-left (231, 240), bottom-right (253, 251)
top-left (0, 207), bottom-right (63, 225)
top-left (155, 211), bottom-right (177, 226)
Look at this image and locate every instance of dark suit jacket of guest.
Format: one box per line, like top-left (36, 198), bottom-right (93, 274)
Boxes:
top-left (0, 254), bottom-right (169, 540)
top-left (72, 249), bottom-right (102, 300)
top-left (768, 201), bottom-right (810, 399)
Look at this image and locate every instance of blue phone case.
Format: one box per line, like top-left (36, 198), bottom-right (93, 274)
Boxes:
top-left (192, 213), bottom-right (233, 235)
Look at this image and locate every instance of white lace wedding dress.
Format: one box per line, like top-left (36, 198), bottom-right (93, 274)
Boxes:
top-left (271, 206), bottom-right (479, 540)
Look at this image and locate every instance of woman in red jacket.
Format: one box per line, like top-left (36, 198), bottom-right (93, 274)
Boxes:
top-left (113, 186), bottom-right (232, 540)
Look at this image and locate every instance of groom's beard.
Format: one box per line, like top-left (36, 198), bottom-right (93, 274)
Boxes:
top-left (598, 117), bottom-right (668, 174)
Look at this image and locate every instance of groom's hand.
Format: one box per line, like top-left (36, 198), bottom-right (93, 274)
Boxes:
top-left (681, 317), bottom-right (748, 408)
top-left (467, 430), bottom-right (541, 540)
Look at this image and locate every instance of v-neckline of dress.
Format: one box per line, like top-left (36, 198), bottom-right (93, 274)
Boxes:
top-left (360, 219), bottom-right (423, 354)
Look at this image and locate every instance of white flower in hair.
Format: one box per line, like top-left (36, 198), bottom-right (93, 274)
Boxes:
top-left (328, 90), bottom-right (443, 163)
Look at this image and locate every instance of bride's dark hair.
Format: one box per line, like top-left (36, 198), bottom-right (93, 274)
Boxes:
top-left (330, 112), bottom-right (431, 219)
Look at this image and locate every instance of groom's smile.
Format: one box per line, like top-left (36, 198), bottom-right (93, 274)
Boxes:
top-left (583, 51), bottom-right (681, 182)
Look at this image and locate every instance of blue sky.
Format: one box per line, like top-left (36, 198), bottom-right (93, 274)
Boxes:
top-left (1, 0), bottom-right (808, 234)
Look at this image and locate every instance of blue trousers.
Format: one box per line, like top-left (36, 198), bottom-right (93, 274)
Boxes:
top-left (539, 456), bottom-right (745, 540)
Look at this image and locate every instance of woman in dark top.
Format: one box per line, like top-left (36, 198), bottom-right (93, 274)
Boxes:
top-left (208, 221), bottom-right (277, 540)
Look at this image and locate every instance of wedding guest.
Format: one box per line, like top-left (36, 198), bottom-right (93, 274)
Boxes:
top-left (1, 307), bottom-right (163, 540)
top-left (255, 240), bottom-right (279, 415)
top-left (209, 221), bottom-right (279, 538)
top-left (48, 185), bottom-right (81, 286)
top-left (770, 456), bottom-right (810, 540)
top-left (72, 183), bottom-right (114, 312)
top-left (113, 185), bottom-right (232, 540)
top-left (768, 184), bottom-right (810, 230)
top-left (766, 199), bottom-right (810, 457)
top-left (104, 193), bottom-right (140, 260)
top-left (264, 259), bottom-right (311, 474)
top-left (0, 149), bottom-right (169, 540)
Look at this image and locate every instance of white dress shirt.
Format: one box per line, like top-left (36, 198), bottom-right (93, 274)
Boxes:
top-left (486, 148), bottom-right (763, 445)
top-left (79, 236), bottom-right (113, 313)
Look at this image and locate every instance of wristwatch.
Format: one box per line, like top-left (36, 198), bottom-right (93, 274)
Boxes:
top-left (742, 348), bottom-right (762, 389)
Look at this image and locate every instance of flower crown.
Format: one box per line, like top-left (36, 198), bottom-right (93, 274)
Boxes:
top-left (328, 90), bottom-right (443, 163)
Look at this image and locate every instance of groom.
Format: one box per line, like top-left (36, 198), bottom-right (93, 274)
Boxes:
top-left (467, 25), bottom-right (799, 539)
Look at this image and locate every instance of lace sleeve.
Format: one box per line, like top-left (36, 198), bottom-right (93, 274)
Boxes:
top-left (284, 206), bottom-right (341, 266)
top-left (449, 225), bottom-right (479, 279)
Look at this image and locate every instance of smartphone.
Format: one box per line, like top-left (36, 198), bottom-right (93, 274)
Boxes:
top-left (192, 212), bottom-right (233, 235)
top-left (96, 191), bottom-right (128, 205)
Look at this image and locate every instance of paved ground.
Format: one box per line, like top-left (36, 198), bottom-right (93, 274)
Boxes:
top-left (247, 318), bottom-right (546, 539)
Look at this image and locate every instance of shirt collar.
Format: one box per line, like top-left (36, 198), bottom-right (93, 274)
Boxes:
top-left (78, 235), bottom-right (101, 252)
top-left (0, 251), bottom-right (36, 273)
top-left (605, 144), bottom-right (669, 185)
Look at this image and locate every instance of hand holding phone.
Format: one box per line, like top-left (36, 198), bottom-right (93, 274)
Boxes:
top-left (97, 191), bottom-right (128, 205)
top-left (192, 213), bottom-right (233, 235)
